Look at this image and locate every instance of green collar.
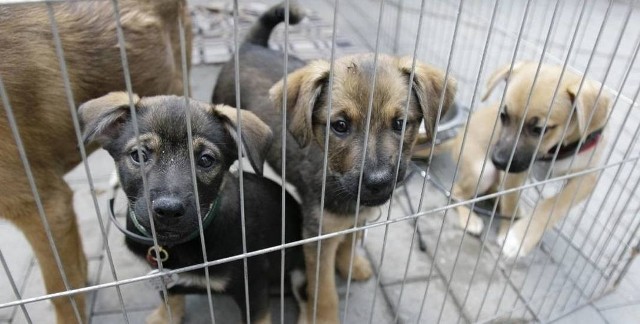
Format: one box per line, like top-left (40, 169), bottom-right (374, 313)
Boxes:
top-left (128, 195), bottom-right (222, 245)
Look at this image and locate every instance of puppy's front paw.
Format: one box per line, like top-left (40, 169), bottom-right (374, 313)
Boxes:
top-left (501, 233), bottom-right (524, 259)
top-left (337, 254), bottom-right (373, 281)
top-left (351, 254), bottom-right (373, 281)
top-left (146, 307), bottom-right (169, 324)
top-left (146, 303), bottom-right (183, 324)
top-left (496, 231), bottom-right (507, 247)
top-left (499, 220), bottom-right (541, 259)
top-left (465, 213), bottom-right (484, 235)
top-left (455, 206), bottom-right (484, 235)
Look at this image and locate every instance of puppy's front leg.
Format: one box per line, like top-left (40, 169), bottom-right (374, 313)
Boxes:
top-left (497, 172), bottom-right (528, 244)
top-left (303, 236), bottom-right (342, 324)
top-left (452, 180), bottom-right (486, 235)
top-left (335, 232), bottom-right (373, 281)
top-left (11, 183), bottom-right (87, 324)
top-left (146, 294), bottom-right (185, 324)
top-left (503, 172), bottom-right (598, 258)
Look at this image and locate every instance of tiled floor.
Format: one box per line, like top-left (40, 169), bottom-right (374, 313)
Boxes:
top-left (1, 0), bottom-right (640, 323)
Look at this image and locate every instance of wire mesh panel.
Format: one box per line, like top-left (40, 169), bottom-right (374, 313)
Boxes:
top-left (0, 0), bottom-right (639, 323)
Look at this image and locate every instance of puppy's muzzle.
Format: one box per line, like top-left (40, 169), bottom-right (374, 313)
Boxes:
top-left (360, 169), bottom-right (395, 205)
top-left (153, 197), bottom-right (186, 219)
top-left (491, 149), bottom-right (531, 173)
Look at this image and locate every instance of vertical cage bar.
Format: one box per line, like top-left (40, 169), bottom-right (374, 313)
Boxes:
top-left (612, 224), bottom-right (640, 288)
top-left (444, 0), bottom-right (503, 322)
top-left (413, 0), bottom-right (466, 321)
top-left (231, 0), bottom-right (252, 321)
top-left (312, 0), bottom-right (341, 320)
top-left (341, 0), bottom-right (386, 320)
top-left (0, 76), bottom-right (82, 324)
top-left (0, 249), bottom-right (32, 323)
top-left (109, 0), bottom-right (173, 320)
top-left (178, 12), bottom-right (217, 323)
top-left (365, 0), bottom-right (428, 321)
top-left (279, 1), bottom-right (291, 322)
top-left (45, 2), bottom-right (129, 322)
top-left (393, 0), bottom-right (404, 55)
top-left (466, 0), bottom-right (536, 320)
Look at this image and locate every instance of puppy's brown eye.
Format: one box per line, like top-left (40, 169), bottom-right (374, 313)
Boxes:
top-left (130, 150), bottom-right (148, 164)
top-left (499, 111), bottom-right (508, 124)
top-left (331, 119), bottom-right (350, 135)
top-left (531, 127), bottom-right (542, 136)
top-left (392, 118), bottom-right (405, 132)
top-left (197, 154), bottom-right (215, 168)
top-left (531, 125), bottom-right (549, 136)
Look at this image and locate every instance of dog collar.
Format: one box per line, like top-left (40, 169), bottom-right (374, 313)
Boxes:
top-left (537, 128), bottom-right (603, 162)
top-left (108, 195), bottom-right (221, 247)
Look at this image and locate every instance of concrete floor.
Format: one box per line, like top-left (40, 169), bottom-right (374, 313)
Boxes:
top-left (1, 0), bottom-right (640, 323)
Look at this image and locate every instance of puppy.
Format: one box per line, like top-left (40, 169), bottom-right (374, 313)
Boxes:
top-left (212, 2), bottom-right (456, 322)
top-left (450, 62), bottom-right (610, 258)
top-left (0, 1), bottom-right (190, 322)
top-left (80, 92), bottom-right (306, 324)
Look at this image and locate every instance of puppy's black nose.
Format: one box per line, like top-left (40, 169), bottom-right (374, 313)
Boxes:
top-left (491, 152), bottom-right (509, 171)
top-left (492, 151), bottom-right (529, 173)
top-left (363, 169), bottom-right (393, 193)
top-left (152, 197), bottom-right (185, 219)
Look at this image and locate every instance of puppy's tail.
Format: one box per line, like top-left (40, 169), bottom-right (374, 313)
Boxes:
top-left (244, 1), bottom-right (305, 47)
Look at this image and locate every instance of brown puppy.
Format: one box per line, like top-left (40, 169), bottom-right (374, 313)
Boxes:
top-left (212, 3), bottom-right (457, 322)
top-left (450, 62), bottom-right (610, 258)
top-left (0, 1), bottom-right (190, 322)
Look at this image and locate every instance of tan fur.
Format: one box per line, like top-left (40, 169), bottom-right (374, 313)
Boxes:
top-left (449, 62), bottom-right (611, 258)
top-left (335, 232), bottom-right (373, 281)
top-left (0, 1), bottom-right (190, 322)
top-left (253, 313), bottom-right (273, 324)
top-left (303, 239), bottom-right (341, 324)
top-left (146, 294), bottom-right (186, 324)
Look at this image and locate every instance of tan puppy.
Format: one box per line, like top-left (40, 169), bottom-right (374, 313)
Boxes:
top-left (0, 1), bottom-right (190, 322)
top-left (450, 62), bottom-right (610, 258)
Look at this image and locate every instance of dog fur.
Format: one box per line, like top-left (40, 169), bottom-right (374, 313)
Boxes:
top-left (212, 2), bottom-right (456, 322)
top-left (449, 62), bottom-right (610, 258)
top-left (80, 92), bottom-right (306, 324)
top-left (0, 1), bottom-right (190, 322)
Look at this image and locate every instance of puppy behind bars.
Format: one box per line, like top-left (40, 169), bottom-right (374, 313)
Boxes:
top-left (449, 62), bottom-right (611, 258)
top-left (0, 1), bottom-right (190, 322)
top-left (80, 93), bottom-right (306, 324)
top-left (212, 2), bottom-right (457, 322)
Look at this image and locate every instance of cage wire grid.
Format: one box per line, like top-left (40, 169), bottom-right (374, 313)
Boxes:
top-left (0, 0), bottom-right (639, 323)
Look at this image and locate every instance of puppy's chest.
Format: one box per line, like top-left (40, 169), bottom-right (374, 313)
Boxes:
top-left (173, 272), bottom-right (230, 292)
top-left (320, 206), bottom-right (380, 233)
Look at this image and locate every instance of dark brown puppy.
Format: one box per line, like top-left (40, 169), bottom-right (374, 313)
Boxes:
top-left (80, 93), bottom-right (305, 324)
top-left (0, 1), bottom-right (190, 322)
top-left (212, 2), bottom-right (456, 322)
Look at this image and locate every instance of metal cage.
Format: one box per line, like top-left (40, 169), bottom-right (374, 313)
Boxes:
top-left (1, 0), bottom-right (639, 323)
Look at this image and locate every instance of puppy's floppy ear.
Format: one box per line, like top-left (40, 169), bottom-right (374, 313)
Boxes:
top-left (79, 92), bottom-right (140, 145)
top-left (481, 61), bottom-right (526, 101)
top-left (567, 79), bottom-right (610, 136)
top-left (213, 105), bottom-right (273, 176)
top-left (398, 57), bottom-right (457, 141)
top-left (269, 60), bottom-right (330, 147)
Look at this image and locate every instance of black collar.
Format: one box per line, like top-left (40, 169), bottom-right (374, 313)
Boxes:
top-left (537, 129), bottom-right (603, 162)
